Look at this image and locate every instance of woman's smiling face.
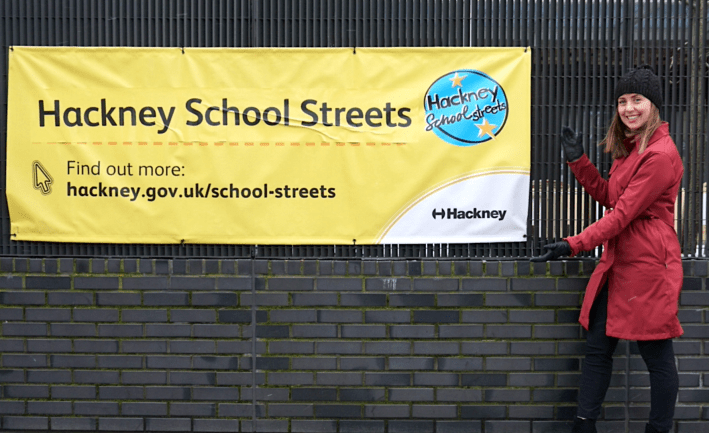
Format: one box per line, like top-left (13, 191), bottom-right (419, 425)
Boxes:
top-left (617, 93), bottom-right (653, 131)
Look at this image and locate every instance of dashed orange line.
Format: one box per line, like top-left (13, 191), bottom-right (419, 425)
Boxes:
top-left (36, 141), bottom-right (406, 147)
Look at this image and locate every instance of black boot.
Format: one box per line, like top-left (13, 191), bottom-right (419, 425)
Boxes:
top-left (645, 423), bottom-right (668, 433)
top-left (571, 417), bottom-right (597, 433)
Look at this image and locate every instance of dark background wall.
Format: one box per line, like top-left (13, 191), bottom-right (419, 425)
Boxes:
top-left (1, 258), bottom-right (708, 432)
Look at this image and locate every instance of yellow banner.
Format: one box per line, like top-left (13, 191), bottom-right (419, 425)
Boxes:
top-left (7, 47), bottom-right (530, 244)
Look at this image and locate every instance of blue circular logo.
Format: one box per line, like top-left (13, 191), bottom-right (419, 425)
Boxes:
top-left (424, 70), bottom-right (508, 146)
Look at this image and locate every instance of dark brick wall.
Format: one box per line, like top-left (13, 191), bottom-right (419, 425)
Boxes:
top-left (0, 258), bottom-right (707, 432)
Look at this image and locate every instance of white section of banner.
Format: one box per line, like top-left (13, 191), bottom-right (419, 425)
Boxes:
top-left (379, 171), bottom-right (529, 243)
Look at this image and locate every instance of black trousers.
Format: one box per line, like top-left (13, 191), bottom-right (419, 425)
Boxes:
top-left (576, 285), bottom-right (679, 432)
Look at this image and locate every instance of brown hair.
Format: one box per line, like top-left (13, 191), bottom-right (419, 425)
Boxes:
top-left (600, 104), bottom-right (662, 159)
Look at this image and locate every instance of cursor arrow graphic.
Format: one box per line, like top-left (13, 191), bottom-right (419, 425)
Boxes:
top-left (32, 161), bottom-right (53, 195)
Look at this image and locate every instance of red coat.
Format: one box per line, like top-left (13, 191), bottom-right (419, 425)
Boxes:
top-left (565, 123), bottom-right (684, 340)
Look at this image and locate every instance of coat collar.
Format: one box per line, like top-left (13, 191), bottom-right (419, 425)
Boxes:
top-left (622, 122), bottom-right (669, 153)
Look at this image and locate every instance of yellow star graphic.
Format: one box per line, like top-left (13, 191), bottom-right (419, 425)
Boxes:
top-left (475, 118), bottom-right (497, 139)
top-left (449, 72), bottom-right (467, 88)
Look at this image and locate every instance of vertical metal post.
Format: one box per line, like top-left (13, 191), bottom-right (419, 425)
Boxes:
top-left (625, 341), bottom-right (630, 432)
top-left (250, 245), bottom-right (257, 427)
top-left (623, 3), bottom-right (636, 428)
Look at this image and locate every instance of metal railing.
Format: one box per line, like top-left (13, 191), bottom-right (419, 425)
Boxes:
top-left (1, 0), bottom-right (707, 258)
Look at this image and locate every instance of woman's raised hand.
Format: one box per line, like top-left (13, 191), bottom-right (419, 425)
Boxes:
top-left (560, 126), bottom-right (584, 163)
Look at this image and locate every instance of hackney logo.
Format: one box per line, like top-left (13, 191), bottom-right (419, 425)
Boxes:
top-left (424, 70), bottom-right (508, 146)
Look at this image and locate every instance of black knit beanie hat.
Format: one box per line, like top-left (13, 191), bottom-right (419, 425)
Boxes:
top-left (613, 65), bottom-right (663, 109)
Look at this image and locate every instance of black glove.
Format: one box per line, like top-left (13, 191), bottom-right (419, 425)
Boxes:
top-left (560, 126), bottom-right (584, 163)
top-left (530, 241), bottom-right (572, 262)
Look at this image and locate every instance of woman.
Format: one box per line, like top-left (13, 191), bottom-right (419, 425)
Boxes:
top-left (533, 65), bottom-right (683, 433)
